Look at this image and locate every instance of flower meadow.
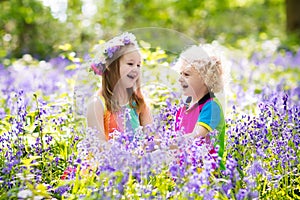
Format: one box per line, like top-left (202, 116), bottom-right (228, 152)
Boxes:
top-left (0, 40), bottom-right (299, 199)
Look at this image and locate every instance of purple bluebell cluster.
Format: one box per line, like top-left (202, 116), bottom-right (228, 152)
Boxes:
top-left (0, 45), bottom-right (299, 199)
top-left (0, 56), bottom-right (80, 197)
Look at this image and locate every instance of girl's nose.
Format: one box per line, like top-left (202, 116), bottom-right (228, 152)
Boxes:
top-left (133, 65), bottom-right (140, 72)
top-left (132, 65), bottom-right (139, 71)
top-left (135, 64), bottom-right (141, 70)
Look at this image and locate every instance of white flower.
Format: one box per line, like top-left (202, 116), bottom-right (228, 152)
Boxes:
top-left (33, 195), bottom-right (44, 200)
top-left (17, 189), bottom-right (32, 199)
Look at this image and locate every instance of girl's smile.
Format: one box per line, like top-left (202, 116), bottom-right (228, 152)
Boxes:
top-left (127, 71), bottom-right (138, 79)
top-left (119, 50), bottom-right (141, 88)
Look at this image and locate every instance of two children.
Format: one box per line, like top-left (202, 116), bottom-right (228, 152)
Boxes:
top-left (86, 32), bottom-right (225, 169)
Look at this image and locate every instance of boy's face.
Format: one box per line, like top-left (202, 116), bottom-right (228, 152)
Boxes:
top-left (178, 61), bottom-right (207, 98)
top-left (119, 50), bottom-right (141, 89)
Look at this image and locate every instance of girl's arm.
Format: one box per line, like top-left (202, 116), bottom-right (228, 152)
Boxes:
top-left (139, 104), bottom-right (153, 126)
top-left (86, 96), bottom-right (106, 143)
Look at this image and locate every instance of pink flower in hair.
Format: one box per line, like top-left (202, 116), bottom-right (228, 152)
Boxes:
top-left (91, 62), bottom-right (105, 76)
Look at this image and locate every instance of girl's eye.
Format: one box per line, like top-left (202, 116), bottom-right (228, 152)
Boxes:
top-left (127, 63), bottom-right (141, 67)
top-left (184, 73), bottom-right (189, 77)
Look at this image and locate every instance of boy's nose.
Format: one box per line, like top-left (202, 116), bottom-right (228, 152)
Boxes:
top-left (178, 76), bottom-right (184, 82)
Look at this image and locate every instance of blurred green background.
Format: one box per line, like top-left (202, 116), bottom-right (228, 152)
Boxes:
top-left (1, 0), bottom-right (300, 62)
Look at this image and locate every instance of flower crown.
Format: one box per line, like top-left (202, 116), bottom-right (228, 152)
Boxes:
top-left (90, 32), bottom-right (138, 76)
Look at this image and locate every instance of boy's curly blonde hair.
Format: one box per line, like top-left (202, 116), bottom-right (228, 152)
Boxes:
top-left (179, 44), bottom-right (225, 93)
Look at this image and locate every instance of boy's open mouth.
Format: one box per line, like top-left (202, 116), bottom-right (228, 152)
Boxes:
top-left (181, 84), bottom-right (188, 89)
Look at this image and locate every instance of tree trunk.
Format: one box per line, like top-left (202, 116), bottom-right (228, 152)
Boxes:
top-left (286, 0), bottom-right (300, 34)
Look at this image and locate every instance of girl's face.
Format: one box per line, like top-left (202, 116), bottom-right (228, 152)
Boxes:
top-left (178, 62), bottom-right (207, 99)
top-left (119, 50), bottom-right (141, 89)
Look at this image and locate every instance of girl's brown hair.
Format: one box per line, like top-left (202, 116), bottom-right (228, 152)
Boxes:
top-left (101, 44), bottom-right (146, 113)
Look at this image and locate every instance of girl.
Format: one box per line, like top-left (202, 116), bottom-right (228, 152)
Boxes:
top-left (87, 32), bottom-right (152, 143)
top-left (175, 44), bottom-right (226, 169)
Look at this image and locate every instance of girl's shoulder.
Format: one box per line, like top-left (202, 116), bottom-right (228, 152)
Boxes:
top-left (87, 90), bottom-right (106, 113)
top-left (97, 89), bottom-right (107, 112)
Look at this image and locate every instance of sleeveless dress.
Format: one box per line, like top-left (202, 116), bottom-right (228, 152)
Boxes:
top-left (61, 94), bottom-right (142, 179)
top-left (98, 95), bottom-right (140, 141)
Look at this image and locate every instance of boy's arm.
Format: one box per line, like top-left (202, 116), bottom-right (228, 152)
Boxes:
top-left (183, 124), bottom-right (209, 140)
top-left (183, 100), bottom-right (221, 140)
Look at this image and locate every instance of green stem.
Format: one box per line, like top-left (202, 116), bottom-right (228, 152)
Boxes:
top-left (33, 94), bottom-right (45, 176)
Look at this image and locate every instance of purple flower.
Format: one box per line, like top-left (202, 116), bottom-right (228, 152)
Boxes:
top-left (123, 36), bottom-right (131, 45)
top-left (49, 56), bottom-right (71, 71)
top-left (54, 185), bottom-right (71, 195)
top-left (222, 180), bottom-right (233, 196)
top-left (236, 188), bottom-right (248, 200)
top-left (0, 107), bottom-right (6, 119)
top-left (106, 46), bottom-right (120, 58)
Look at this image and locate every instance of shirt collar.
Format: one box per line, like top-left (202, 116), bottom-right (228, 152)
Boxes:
top-left (185, 92), bottom-right (215, 110)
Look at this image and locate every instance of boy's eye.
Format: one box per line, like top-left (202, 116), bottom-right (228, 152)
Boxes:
top-left (127, 63), bottom-right (133, 66)
top-left (180, 71), bottom-right (190, 76)
top-left (137, 64), bottom-right (141, 68)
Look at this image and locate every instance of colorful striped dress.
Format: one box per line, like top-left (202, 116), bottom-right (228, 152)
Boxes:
top-left (98, 95), bottom-right (140, 141)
